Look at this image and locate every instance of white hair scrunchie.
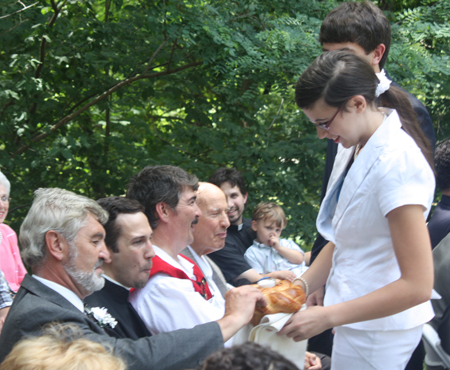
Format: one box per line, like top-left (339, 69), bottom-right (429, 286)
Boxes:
top-left (375, 69), bottom-right (392, 97)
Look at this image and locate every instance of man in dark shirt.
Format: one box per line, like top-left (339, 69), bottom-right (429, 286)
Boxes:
top-left (428, 140), bottom-right (450, 249)
top-left (85, 197), bottom-right (154, 339)
top-left (208, 168), bottom-right (296, 286)
top-left (208, 168), bottom-right (256, 286)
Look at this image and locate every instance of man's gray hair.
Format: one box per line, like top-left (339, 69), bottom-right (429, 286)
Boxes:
top-left (20, 188), bottom-right (108, 269)
top-left (0, 172), bottom-right (11, 196)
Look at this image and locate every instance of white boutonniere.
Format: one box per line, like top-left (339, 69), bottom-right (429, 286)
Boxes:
top-left (84, 306), bottom-right (118, 329)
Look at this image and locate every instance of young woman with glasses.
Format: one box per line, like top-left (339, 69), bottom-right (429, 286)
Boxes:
top-left (280, 50), bottom-right (435, 370)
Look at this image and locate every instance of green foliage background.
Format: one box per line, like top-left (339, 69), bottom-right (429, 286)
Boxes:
top-left (1, 0), bottom-right (449, 248)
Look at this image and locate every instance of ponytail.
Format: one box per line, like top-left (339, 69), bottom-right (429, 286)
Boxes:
top-left (379, 87), bottom-right (434, 171)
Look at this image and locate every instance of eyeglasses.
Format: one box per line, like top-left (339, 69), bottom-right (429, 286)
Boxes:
top-left (313, 102), bottom-right (346, 130)
top-left (0, 196), bottom-right (11, 203)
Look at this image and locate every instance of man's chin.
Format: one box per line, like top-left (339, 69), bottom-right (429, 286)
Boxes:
top-left (84, 274), bottom-right (105, 295)
top-left (93, 275), bottom-right (105, 291)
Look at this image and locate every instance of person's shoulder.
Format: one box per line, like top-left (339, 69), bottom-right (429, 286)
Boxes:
top-left (242, 218), bottom-right (253, 227)
top-left (244, 243), bottom-right (260, 256)
top-left (84, 285), bottom-right (111, 307)
top-left (389, 77), bottom-right (433, 127)
top-left (280, 238), bottom-right (303, 251)
top-left (0, 223), bottom-right (15, 236)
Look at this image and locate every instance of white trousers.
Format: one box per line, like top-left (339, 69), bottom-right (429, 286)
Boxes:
top-left (331, 325), bottom-right (423, 370)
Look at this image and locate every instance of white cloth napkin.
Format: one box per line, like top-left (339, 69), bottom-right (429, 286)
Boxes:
top-left (234, 305), bottom-right (307, 369)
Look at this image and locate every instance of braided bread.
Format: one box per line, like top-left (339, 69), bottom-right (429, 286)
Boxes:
top-left (251, 279), bottom-right (306, 326)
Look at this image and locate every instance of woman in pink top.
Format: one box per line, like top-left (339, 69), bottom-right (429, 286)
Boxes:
top-left (0, 172), bottom-right (26, 292)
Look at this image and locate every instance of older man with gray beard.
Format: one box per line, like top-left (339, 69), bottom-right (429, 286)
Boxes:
top-left (0, 188), bottom-right (265, 370)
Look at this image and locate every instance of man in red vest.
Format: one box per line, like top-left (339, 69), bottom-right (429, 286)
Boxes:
top-left (127, 166), bottom-right (249, 346)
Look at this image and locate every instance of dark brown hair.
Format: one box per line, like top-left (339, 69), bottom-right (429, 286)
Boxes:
top-left (97, 196), bottom-right (145, 253)
top-left (319, 1), bottom-right (391, 69)
top-left (295, 50), bottom-right (433, 169)
top-left (127, 165), bottom-right (198, 229)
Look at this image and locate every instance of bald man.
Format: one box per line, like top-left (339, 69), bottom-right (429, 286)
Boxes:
top-left (181, 182), bottom-right (230, 297)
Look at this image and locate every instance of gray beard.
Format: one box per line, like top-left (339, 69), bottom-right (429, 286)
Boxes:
top-left (63, 244), bottom-right (105, 294)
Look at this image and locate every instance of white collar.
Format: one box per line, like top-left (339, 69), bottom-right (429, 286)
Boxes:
top-left (103, 274), bottom-right (131, 291)
top-left (253, 240), bottom-right (270, 249)
top-left (32, 275), bottom-right (84, 312)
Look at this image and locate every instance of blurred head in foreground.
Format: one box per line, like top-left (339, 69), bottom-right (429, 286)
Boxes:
top-left (201, 342), bottom-right (299, 370)
top-left (0, 323), bottom-right (126, 370)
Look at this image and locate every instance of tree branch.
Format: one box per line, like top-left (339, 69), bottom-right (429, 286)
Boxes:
top-left (0, 1), bottom-right (38, 20)
top-left (143, 39), bottom-right (168, 74)
top-left (168, 38), bottom-right (177, 71)
top-left (11, 61), bottom-right (203, 156)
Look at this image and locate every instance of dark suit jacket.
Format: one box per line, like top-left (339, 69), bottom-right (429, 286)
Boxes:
top-left (430, 232), bottom-right (450, 354)
top-left (84, 278), bottom-right (151, 339)
top-left (428, 195), bottom-right (450, 249)
top-left (0, 275), bottom-right (224, 370)
top-left (310, 80), bottom-right (436, 263)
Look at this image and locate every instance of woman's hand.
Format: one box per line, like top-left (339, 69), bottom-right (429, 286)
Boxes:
top-left (278, 306), bottom-right (331, 342)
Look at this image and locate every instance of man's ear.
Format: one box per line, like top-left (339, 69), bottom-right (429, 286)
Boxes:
top-left (155, 202), bottom-right (171, 224)
top-left (372, 44), bottom-right (386, 68)
top-left (243, 192), bottom-right (248, 205)
top-left (45, 230), bottom-right (66, 261)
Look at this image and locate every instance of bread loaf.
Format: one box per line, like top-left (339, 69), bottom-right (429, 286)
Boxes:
top-left (251, 279), bottom-right (306, 326)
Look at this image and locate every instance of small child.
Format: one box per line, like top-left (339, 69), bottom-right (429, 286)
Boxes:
top-left (244, 202), bottom-right (308, 279)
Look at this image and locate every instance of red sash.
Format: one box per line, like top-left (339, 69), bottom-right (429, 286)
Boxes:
top-left (149, 255), bottom-right (213, 300)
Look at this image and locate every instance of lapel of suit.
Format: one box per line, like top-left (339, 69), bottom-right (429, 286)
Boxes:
top-left (180, 246), bottom-right (194, 261)
top-left (332, 109), bottom-right (398, 232)
top-left (21, 274), bottom-right (105, 335)
top-left (316, 147), bottom-right (354, 243)
top-left (205, 256), bottom-right (228, 297)
top-left (181, 247), bottom-right (228, 298)
top-left (21, 274), bottom-right (82, 312)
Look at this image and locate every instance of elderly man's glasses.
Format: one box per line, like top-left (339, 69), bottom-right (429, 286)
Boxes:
top-left (0, 195), bottom-right (11, 203)
top-left (313, 102), bottom-right (346, 130)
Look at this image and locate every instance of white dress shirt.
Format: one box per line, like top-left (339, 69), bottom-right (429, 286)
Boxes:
top-left (319, 109), bottom-right (435, 331)
top-left (244, 238), bottom-right (307, 276)
top-left (130, 245), bottom-right (231, 345)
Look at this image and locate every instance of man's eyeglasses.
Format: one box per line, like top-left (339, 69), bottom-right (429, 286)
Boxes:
top-left (313, 102), bottom-right (346, 131)
top-left (0, 196), bottom-right (11, 203)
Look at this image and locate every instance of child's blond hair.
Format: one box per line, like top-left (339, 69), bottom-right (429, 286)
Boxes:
top-left (252, 202), bottom-right (287, 229)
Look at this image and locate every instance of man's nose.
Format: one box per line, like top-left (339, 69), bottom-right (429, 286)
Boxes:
top-left (194, 202), bottom-right (201, 218)
top-left (145, 242), bottom-right (156, 259)
top-left (99, 240), bottom-right (111, 263)
top-left (221, 213), bottom-right (230, 229)
top-left (227, 198), bottom-right (233, 209)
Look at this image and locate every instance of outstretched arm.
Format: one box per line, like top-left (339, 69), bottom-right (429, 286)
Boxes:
top-left (280, 204), bottom-right (433, 341)
top-left (217, 285), bottom-right (266, 342)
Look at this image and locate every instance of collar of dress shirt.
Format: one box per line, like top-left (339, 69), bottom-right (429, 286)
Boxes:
top-left (103, 274), bottom-right (131, 290)
top-left (32, 275), bottom-right (84, 312)
top-left (254, 240), bottom-right (270, 249)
